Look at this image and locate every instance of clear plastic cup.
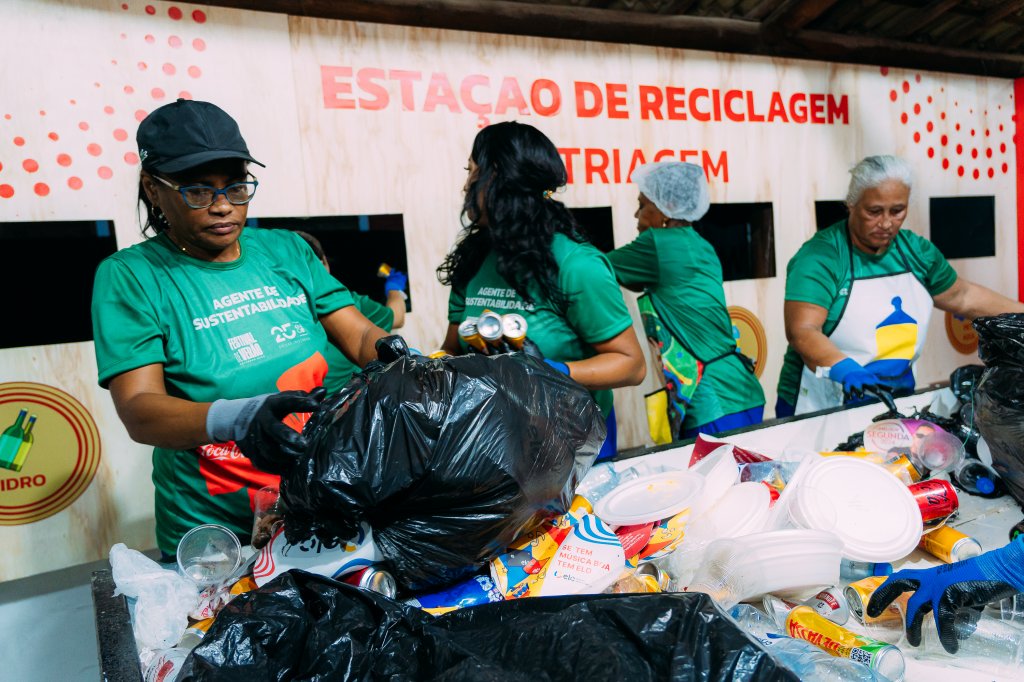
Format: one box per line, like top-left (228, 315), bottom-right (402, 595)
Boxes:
top-left (1000, 593), bottom-right (1024, 625)
top-left (915, 608), bottom-right (1024, 673)
top-left (913, 431), bottom-right (966, 474)
top-left (251, 485), bottom-right (282, 549)
top-left (176, 524), bottom-right (242, 586)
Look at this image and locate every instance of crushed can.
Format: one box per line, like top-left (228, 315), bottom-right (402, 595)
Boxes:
top-left (341, 566), bottom-right (398, 599)
top-left (405, 573), bottom-right (503, 616)
top-left (908, 479), bottom-right (959, 524)
top-left (476, 310), bottom-right (505, 347)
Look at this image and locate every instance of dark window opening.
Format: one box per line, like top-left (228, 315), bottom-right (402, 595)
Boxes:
top-left (569, 206), bottom-right (615, 254)
top-left (929, 196), bottom-right (995, 259)
top-left (248, 215), bottom-right (410, 312)
top-left (694, 203), bottom-right (776, 281)
top-left (0, 220), bottom-right (117, 350)
top-left (815, 200), bottom-right (848, 231)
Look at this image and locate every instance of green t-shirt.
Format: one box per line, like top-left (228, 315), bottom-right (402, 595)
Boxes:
top-left (776, 220), bottom-right (959, 406)
top-left (91, 228), bottom-right (354, 554)
top-left (607, 227), bottom-right (765, 428)
top-left (447, 233), bottom-right (632, 416)
top-left (322, 293), bottom-right (395, 395)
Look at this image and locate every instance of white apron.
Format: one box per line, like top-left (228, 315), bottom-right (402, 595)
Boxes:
top-left (795, 240), bottom-right (933, 415)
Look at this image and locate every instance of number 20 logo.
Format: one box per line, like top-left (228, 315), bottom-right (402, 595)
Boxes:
top-left (271, 323), bottom-right (298, 342)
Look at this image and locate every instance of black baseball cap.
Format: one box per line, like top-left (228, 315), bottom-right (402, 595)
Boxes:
top-left (137, 99), bottom-right (264, 174)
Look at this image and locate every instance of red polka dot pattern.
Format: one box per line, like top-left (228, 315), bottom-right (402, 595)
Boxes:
top-left (68, 177), bottom-right (83, 190)
top-left (34, 183), bottom-right (49, 196)
top-left (98, 166), bottom-right (113, 179)
top-left (23, 159), bottom-right (39, 173)
top-left (0, 185), bottom-right (15, 199)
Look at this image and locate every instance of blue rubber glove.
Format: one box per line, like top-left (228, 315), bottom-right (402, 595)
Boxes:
top-left (384, 269), bottom-right (408, 295)
top-left (543, 358), bottom-right (570, 376)
top-left (828, 357), bottom-right (883, 401)
top-left (867, 537), bottom-right (1024, 653)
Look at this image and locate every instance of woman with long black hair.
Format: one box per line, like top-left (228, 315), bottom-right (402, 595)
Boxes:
top-left (439, 121), bottom-right (645, 459)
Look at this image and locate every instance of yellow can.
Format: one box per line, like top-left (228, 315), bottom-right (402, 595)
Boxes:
top-left (377, 262), bottom-right (392, 278)
top-left (786, 606), bottom-right (905, 680)
top-left (918, 525), bottom-right (983, 563)
top-left (844, 576), bottom-right (907, 625)
top-left (501, 313), bottom-right (528, 350)
top-left (476, 310), bottom-right (505, 347)
top-left (458, 319), bottom-right (487, 353)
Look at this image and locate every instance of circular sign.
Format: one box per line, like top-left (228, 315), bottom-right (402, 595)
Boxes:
top-left (945, 311), bottom-right (978, 355)
top-left (727, 306), bottom-right (767, 378)
top-left (0, 382), bottom-right (100, 525)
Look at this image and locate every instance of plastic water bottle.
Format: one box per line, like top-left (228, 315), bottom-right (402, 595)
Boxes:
top-left (839, 559), bottom-right (893, 582)
top-left (952, 458), bottom-right (1004, 498)
top-left (141, 646), bottom-right (190, 682)
top-left (729, 605), bottom-right (887, 681)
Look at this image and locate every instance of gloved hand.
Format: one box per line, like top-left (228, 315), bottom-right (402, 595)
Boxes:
top-left (867, 538), bottom-right (1024, 653)
top-left (544, 358), bottom-right (570, 376)
top-left (828, 357), bottom-right (884, 401)
top-left (208, 388), bottom-right (327, 475)
top-left (384, 270), bottom-right (408, 295)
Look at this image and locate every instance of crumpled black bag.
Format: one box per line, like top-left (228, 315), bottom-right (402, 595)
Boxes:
top-left (280, 341), bottom-right (605, 593)
top-left (179, 570), bottom-right (796, 682)
top-left (973, 314), bottom-right (1024, 506)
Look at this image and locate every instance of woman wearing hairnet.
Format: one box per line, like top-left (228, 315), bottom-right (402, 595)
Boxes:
top-left (607, 162), bottom-right (765, 441)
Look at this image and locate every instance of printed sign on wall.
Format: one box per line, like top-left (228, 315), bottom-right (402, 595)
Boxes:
top-left (728, 306), bottom-right (768, 378)
top-left (0, 382), bottom-right (100, 525)
top-left (945, 310), bottom-right (979, 355)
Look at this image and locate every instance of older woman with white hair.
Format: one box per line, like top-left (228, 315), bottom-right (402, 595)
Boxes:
top-left (608, 162), bottom-right (765, 442)
top-left (776, 154), bottom-right (1024, 417)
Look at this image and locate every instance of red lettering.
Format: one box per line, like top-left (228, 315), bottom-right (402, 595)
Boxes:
top-left (320, 66), bottom-right (355, 109)
top-left (790, 93), bottom-right (808, 123)
top-left (626, 149), bottom-right (647, 182)
top-left (388, 69), bottom-right (422, 111)
top-left (460, 74), bottom-right (492, 117)
top-left (679, 149), bottom-right (698, 163)
top-left (711, 88), bottom-right (722, 121)
top-left (606, 83), bottom-right (628, 119)
top-left (575, 81), bottom-right (603, 117)
top-left (612, 148), bottom-right (621, 183)
top-left (33, 474), bottom-right (45, 486)
top-left (745, 90), bottom-right (765, 122)
top-left (666, 87), bottom-right (686, 120)
top-left (356, 68), bottom-right (388, 110)
top-left (810, 94), bottom-right (826, 123)
top-left (558, 147), bottom-right (581, 183)
top-left (531, 79), bottom-right (561, 116)
top-left (19, 476), bottom-right (30, 489)
top-left (690, 88), bottom-right (711, 122)
top-left (723, 90), bottom-right (744, 122)
top-left (653, 149), bottom-right (675, 162)
top-left (703, 150), bottom-right (728, 182)
top-left (639, 85), bottom-right (663, 120)
top-left (495, 77), bottom-right (529, 115)
top-left (424, 72), bottom-right (461, 113)
top-left (585, 148), bottom-right (610, 184)
top-left (767, 92), bottom-right (788, 123)
top-left (828, 94), bottom-right (849, 124)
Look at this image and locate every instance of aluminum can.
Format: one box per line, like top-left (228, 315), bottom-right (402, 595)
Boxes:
top-left (376, 262), bottom-right (392, 278)
top-left (476, 310), bottom-right (505, 346)
top-left (883, 454), bottom-right (922, 484)
top-left (908, 479), bottom-right (959, 524)
top-left (341, 566), bottom-right (398, 599)
top-left (785, 606), bottom-right (905, 681)
top-left (804, 587), bottom-right (850, 626)
top-left (501, 313), bottom-right (528, 350)
top-left (918, 525), bottom-right (982, 563)
top-left (457, 319), bottom-right (487, 353)
top-left (635, 562), bottom-right (671, 591)
top-left (405, 574), bottom-right (503, 616)
top-left (845, 576), bottom-right (908, 625)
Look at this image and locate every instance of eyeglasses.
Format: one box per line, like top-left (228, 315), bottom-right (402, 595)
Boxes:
top-left (152, 174), bottom-right (259, 209)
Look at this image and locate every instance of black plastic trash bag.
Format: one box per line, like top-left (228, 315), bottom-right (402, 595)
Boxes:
top-left (973, 314), bottom-right (1024, 506)
top-left (179, 570), bottom-right (796, 682)
top-left (281, 339), bottom-right (605, 592)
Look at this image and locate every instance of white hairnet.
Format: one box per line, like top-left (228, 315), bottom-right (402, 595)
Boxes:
top-left (632, 162), bottom-right (710, 221)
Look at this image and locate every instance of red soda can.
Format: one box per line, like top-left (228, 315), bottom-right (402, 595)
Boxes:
top-left (341, 566), bottom-right (398, 598)
top-left (908, 479), bottom-right (958, 524)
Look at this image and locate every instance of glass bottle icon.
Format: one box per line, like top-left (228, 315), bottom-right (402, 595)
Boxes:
top-left (0, 409), bottom-right (28, 470)
top-left (11, 415), bottom-right (37, 472)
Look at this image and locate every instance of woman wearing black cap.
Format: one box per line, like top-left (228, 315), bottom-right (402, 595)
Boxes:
top-left (91, 99), bottom-right (388, 557)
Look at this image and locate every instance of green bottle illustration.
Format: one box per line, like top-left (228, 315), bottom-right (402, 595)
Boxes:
top-left (11, 415), bottom-right (37, 472)
top-left (0, 409), bottom-right (28, 470)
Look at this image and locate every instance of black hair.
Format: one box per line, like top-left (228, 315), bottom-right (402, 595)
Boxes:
top-left (293, 230), bottom-right (328, 263)
top-left (137, 159), bottom-right (249, 237)
top-left (436, 121), bottom-right (584, 310)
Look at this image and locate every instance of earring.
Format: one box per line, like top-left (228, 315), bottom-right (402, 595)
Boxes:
top-left (661, 218), bottom-right (669, 228)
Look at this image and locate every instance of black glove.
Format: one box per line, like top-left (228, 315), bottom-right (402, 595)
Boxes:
top-left (234, 388), bottom-right (326, 475)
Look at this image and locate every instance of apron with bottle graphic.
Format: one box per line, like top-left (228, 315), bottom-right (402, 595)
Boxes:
top-left (794, 242), bottom-right (933, 415)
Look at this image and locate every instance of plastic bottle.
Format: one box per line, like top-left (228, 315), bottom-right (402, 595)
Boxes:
top-left (729, 605), bottom-right (887, 681)
top-left (952, 458), bottom-right (1005, 498)
top-left (839, 559), bottom-right (893, 582)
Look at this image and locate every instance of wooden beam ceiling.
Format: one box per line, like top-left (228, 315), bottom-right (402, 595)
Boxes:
top-left (200, 0), bottom-right (1024, 77)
